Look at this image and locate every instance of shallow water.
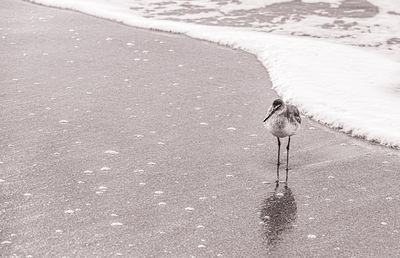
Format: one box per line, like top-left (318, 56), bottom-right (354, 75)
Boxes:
top-left (116, 0), bottom-right (400, 59)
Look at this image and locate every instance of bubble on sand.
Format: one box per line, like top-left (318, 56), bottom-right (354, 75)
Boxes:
top-left (77, 181), bottom-right (85, 184)
top-left (200, 122), bottom-right (208, 125)
top-left (185, 207), bottom-right (194, 211)
top-left (198, 245), bottom-right (206, 248)
top-left (157, 142), bottom-right (165, 145)
top-left (111, 222), bottom-right (123, 226)
top-left (134, 134), bottom-right (144, 138)
top-left (158, 202), bottom-right (167, 206)
top-left (307, 234), bottom-right (317, 239)
top-left (154, 191), bottom-right (163, 195)
top-left (178, 64), bottom-right (183, 67)
top-left (328, 175), bottom-right (335, 179)
top-left (134, 58), bottom-right (140, 61)
top-left (226, 175), bottom-right (234, 178)
top-left (64, 210), bottom-right (74, 214)
top-left (1, 241), bottom-right (11, 245)
top-left (100, 167), bottom-right (111, 171)
top-left (386, 196), bottom-right (393, 200)
top-left (59, 120), bottom-right (69, 124)
top-left (83, 170), bottom-right (93, 174)
top-left (126, 42), bottom-right (134, 46)
top-left (197, 225), bottom-right (205, 229)
top-left (24, 193), bottom-right (32, 196)
top-left (105, 37), bottom-right (113, 41)
top-left (199, 197), bottom-right (207, 200)
top-left (111, 213), bottom-right (118, 217)
top-left (309, 127), bottom-right (316, 130)
top-left (0, 179), bottom-right (5, 183)
top-left (98, 186), bottom-right (107, 190)
top-left (227, 127), bottom-right (236, 131)
top-left (104, 150), bottom-right (119, 155)
top-left (147, 162), bottom-right (156, 166)
top-left (139, 182), bottom-right (146, 186)
top-left (55, 229), bottom-right (63, 233)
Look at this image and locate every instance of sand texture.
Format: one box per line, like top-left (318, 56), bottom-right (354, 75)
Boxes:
top-left (1, 0), bottom-right (400, 257)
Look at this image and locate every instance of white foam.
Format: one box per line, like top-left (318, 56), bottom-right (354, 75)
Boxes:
top-left (307, 234), bottom-right (317, 239)
top-left (28, 0), bottom-right (400, 147)
top-left (104, 150), bottom-right (119, 154)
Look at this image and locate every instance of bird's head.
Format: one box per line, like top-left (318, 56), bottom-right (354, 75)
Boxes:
top-left (263, 99), bottom-right (284, 122)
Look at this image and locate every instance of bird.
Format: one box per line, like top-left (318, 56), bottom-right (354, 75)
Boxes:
top-left (263, 99), bottom-right (301, 182)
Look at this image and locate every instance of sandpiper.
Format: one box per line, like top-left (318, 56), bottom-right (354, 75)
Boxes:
top-left (263, 99), bottom-right (301, 182)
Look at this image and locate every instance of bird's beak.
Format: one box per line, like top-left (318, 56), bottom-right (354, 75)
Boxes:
top-left (263, 104), bottom-right (281, 122)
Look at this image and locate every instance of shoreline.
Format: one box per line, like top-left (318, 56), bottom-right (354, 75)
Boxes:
top-left (1, 0), bottom-right (400, 257)
top-left (25, 0), bottom-right (400, 149)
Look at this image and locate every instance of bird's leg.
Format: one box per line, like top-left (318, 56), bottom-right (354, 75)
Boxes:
top-left (276, 137), bottom-right (281, 182)
top-left (285, 136), bottom-right (291, 182)
top-left (277, 137), bottom-right (281, 166)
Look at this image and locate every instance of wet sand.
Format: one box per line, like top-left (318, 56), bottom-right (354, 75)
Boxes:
top-left (1, 0), bottom-right (400, 257)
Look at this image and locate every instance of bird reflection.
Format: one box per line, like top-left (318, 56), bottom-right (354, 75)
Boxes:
top-left (260, 181), bottom-right (297, 247)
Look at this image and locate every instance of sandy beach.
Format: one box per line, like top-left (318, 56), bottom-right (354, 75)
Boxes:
top-left (1, 0), bottom-right (400, 257)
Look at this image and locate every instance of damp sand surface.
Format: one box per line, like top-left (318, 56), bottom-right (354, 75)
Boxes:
top-left (1, 0), bottom-right (400, 256)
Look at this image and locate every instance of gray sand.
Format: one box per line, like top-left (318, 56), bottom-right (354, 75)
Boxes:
top-left (1, 0), bottom-right (400, 257)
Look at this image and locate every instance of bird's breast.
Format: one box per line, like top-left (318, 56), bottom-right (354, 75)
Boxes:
top-left (264, 114), bottom-right (299, 138)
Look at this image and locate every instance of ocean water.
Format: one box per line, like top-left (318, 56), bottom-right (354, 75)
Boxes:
top-left (56, 0), bottom-right (400, 59)
top-left (27, 0), bottom-right (400, 147)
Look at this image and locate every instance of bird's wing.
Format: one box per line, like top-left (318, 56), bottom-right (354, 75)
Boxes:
top-left (287, 105), bottom-right (301, 124)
